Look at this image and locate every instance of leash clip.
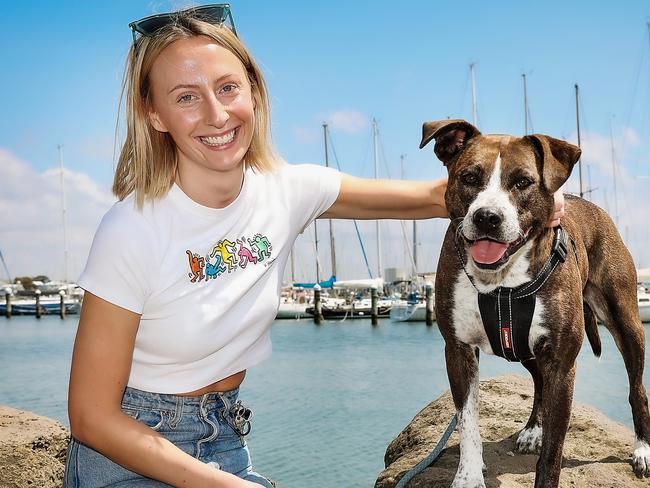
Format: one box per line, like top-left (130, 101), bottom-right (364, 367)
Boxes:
top-left (229, 400), bottom-right (253, 436)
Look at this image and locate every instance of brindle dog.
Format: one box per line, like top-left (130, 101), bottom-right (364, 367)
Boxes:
top-left (421, 119), bottom-right (650, 487)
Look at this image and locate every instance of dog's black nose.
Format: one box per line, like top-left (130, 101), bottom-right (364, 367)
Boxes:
top-left (473, 208), bottom-right (503, 232)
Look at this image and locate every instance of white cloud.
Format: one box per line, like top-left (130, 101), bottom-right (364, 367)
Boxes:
top-left (622, 127), bottom-right (641, 147)
top-left (291, 110), bottom-right (370, 146)
top-left (561, 129), bottom-right (650, 267)
top-left (324, 110), bottom-right (370, 134)
top-left (0, 149), bottom-right (115, 281)
top-left (291, 125), bottom-right (320, 144)
top-left (569, 128), bottom-right (641, 185)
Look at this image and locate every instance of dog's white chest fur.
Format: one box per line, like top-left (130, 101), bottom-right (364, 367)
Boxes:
top-left (451, 255), bottom-right (548, 356)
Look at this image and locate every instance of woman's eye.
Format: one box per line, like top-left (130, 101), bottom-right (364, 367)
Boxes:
top-left (178, 94), bottom-right (196, 103)
top-left (220, 83), bottom-right (239, 95)
top-left (515, 177), bottom-right (532, 189)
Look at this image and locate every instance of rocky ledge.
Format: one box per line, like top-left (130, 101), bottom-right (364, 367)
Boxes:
top-left (376, 375), bottom-right (647, 488)
top-left (0, 405), bottom-right (69, 488)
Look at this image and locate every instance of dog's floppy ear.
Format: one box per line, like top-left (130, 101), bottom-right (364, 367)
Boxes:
top-left (526, 134), bottom-right (581, 193)
top-left (419, 119), bottom-right (480, 166)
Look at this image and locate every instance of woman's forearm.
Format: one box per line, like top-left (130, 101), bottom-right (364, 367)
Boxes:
top-left (73, 411), bottom-right (249, 488)
top-left (321, 174), bottom-right (448, 220)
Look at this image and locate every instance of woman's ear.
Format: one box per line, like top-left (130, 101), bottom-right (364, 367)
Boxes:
top-left (148, 111), bottom-right (168, 133)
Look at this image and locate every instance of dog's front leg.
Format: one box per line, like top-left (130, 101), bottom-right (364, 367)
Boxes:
top-left (534, 359), bottom-right (576, 488)
top-left (446, 341), bottom-right (485, 488)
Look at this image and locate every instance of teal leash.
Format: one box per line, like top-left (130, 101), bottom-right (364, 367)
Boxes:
top-left (395, 350), bottom-right (479, 487)
top-left (394, 414), bottom-right (458, 488)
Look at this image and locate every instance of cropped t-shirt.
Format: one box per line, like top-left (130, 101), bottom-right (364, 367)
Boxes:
top-left (78, 163), bottom-right (341, 393)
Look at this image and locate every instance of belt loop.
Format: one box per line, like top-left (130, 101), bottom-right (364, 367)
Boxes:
top-left (169, 395), bottom-right (183, 428)
top-left (220, 390), bottom-right (232, 412)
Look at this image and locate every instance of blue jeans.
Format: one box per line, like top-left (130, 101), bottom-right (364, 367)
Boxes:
top-left (64, 387), bottom-right (273, 487)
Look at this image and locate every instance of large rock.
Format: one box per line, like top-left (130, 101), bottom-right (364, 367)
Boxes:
top-left (376, 375), bottom-right (646, 488)
top-left (0, 406), bottom-right (69, 488)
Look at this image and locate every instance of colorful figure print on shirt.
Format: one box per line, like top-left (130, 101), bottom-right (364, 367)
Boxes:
top-left (248, 233), bottom-right (272, 261)
top-left (236, 238), bottom-right (257, 269)
top-left (186, 250), bottom-right (205, 283)
top-left (210, 239), bottom-right (238, 273)
top-left (186, 233), bottom-right (272, 283)
top-left (205, 253), bottom-right (227, 279)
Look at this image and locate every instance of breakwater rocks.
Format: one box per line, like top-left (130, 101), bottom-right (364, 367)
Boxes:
top-left (0, 406), bottom-right (69, 488)
top-left (376, 375), bottom-right (647, 488)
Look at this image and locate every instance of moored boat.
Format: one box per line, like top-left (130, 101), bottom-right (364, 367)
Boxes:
top-left (306, 298), bottom-right (393, 320)
top-left (0, 295), bottom-right (81, 315)
top-left (390, 301), bottom-right (431, 322)
top-left (276, 300), bottom-right (311, 319)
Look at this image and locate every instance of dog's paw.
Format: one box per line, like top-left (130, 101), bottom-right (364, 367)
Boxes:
top-left (515, 425), bottom-right (542, 454)
top-left (632, 440), bottom-right (650, 478)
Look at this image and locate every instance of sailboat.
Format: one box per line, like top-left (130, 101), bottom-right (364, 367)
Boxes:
top-left (275, 124), bottom-right (339, 320)
top-left (392, 59), bottom-right (483, 325)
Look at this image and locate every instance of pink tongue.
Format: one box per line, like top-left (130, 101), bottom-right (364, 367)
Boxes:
top-left (470, 240), bottom-right (509, 264)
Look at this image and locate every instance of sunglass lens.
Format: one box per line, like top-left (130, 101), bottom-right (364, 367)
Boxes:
top-left (131, 5), bottom-right (232, 37)
top-left (136, 16), bottom-right (172, 36)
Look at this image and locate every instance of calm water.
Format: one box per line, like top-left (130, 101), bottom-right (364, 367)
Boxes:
top-left (1, 315), bottom-right (648, 487)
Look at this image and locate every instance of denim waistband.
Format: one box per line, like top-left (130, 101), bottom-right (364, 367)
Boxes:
top-left (121, 386), bottom-right (240, 413)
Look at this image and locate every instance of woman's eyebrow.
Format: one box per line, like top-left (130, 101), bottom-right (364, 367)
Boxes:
top-left (168, 74), bottom-right (240, 94)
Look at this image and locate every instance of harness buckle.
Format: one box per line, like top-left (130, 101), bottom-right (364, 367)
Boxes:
top-left (553, 227), bottom-right (568, 263)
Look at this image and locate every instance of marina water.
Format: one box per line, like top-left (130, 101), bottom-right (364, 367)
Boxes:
top-left (1, 316), bottom-right (648, 488)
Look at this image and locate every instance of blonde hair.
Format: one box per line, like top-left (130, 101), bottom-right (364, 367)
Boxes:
top-left (113, 15), bottom-right (279, 206)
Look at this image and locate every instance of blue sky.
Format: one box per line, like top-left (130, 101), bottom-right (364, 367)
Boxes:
top-left (1, 1), bottom-right (649, 281)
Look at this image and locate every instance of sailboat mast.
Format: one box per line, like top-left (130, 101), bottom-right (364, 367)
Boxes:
top-left (322, 124), bottom-right (336, 278)
top-left (574, 84), bottom-right (584, 198)
top-left (522, 73), bottom-right (529, 135)
top-left (372, 119), bottom-right (382, 279)
top-left (314, 221), bottom-right (320, 283)
top-left (0, 249), bottom-right (12, 283)
top-left (58, 145), bottom-right (69, 283)
top-left (470, 63), bottom-right (478, 127)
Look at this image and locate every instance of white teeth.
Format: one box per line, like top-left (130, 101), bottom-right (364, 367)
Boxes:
top-left (200, 130), bottom-right (235, 146)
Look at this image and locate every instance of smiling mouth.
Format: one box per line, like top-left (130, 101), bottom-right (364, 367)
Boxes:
top-left (199, 128), bottom-right (237, 147)
top-left (465, 230), bottom-right (530, 270)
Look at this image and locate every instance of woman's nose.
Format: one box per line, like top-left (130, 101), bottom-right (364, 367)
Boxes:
top-left (204, 96), bottom-right (230, 127)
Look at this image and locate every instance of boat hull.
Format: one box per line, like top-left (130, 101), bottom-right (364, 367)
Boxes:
top-left (306, 305), bottom-right (392, 320)
top-left (390, 302), bottom-right (433, 322)
top-left (0, 297), bottom-right (81, 316)
top-left (275, 302), bottom-right (310, 319)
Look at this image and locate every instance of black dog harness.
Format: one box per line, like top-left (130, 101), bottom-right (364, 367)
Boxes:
top-left (457, 226), bottom-right (572, 362)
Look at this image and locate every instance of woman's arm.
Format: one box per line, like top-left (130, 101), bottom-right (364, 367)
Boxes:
top-left (320, 173), bottom-right (448, 220)
top-left (68, 292), bottom-right (257, 488)
top-left (320, 172), bottom-right (564, 226)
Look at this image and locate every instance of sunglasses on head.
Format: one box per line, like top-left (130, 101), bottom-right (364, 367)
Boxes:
top-left (128, 3), bottom-right (237, 44)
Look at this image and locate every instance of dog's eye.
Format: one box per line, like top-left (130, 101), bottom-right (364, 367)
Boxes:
top-left (461, 172), bottom-right (479, 185)
top-left (515, 177), bottom-right (532, 189)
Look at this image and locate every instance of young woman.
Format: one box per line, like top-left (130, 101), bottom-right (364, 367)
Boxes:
top-left (65, 5), bottom-right (563, 488)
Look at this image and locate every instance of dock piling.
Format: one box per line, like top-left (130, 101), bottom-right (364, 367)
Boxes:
top-left (59, 290), bottom-right (66, 320)
top-left (371, 286), bottom-right (378, 326)
top-left (313, 284), bottom-right (323, 325)
top-left (35, 290), bottom-right (42, 319)
top-left (425, 283), bottom-right (434, 326)
top-left (4, 290), bottom-right (11, 318)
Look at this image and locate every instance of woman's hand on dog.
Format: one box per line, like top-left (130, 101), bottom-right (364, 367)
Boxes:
top-left (547, 191), bottom-right (565, 227)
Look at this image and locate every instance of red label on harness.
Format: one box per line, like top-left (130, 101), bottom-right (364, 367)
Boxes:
top-left (501, 324), bottom-right (512, 349)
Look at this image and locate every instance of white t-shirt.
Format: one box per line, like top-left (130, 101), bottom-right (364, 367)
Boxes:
top-left (78, 163), bottom-right (341, 393)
